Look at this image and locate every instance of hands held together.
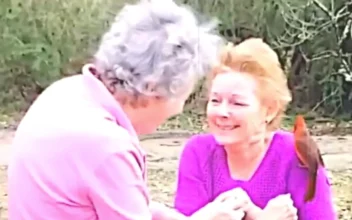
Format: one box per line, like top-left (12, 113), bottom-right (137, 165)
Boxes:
top-left (192, 188), bottom-right (297, 220)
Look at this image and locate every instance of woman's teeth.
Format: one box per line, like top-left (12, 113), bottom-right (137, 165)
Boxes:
top-left (217, 125), bottom-right (236, 130)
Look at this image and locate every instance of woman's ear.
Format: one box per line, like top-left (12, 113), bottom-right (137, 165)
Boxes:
top-left (82, 63), bottom-right (98, 76)
top-left (264, 100), bottom-right (280, 124)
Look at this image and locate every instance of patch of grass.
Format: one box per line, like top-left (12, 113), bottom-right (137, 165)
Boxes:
top-left (159, 110), bottom-right (205, 132)
top-left (332, 171), bottom-right (352, 220)
top-left (0, 111), bottom-right (21, 129)
top-left (148, 168), bottom-right (176, 206)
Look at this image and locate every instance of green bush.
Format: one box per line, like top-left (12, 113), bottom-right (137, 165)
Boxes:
top-left (1, 0), bottom-right (351, 119)
top-left (0, 0), bottom-right (130, 113)
top-left (182, 0), bottom-right (352, 117)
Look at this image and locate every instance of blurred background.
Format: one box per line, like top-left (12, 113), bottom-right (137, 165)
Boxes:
top-left (0, 0), bottom-right (351, 133)
top-left (0, 0), bottom-right (351, 219)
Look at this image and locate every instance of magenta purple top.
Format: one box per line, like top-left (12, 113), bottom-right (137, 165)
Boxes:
top-left (174, 131), bottom-right (337, 220)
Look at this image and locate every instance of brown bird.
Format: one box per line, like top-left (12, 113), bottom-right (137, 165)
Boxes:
top-left (293, 115), bottom-right (325, 202)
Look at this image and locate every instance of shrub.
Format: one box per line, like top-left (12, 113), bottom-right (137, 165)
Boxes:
top-left (0, 0), bottom-right (131, 112)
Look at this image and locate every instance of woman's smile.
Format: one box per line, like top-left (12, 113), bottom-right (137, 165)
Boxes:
top-left (214, 121), bottom-right (240, 130)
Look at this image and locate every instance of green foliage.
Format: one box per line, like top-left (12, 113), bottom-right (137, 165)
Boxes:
top-left (0, 0), bottom-right (351, 120)
top-left (182, 0), bottom-right (352, 117)
top-left (273, 0), bottom-right (352, 116)
top-left (0, 0), bottom-right (130, 112)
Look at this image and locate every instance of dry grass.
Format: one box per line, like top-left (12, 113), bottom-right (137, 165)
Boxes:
top-left (0, 166), bottom-right (350, 219)
top-left (0, 113), bottom-right (351, 219)
top-left (333, 171), bottom-right (352, 219)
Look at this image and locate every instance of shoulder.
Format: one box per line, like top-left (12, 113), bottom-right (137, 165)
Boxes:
top-left (178, 133), bottom-right (218, 169)
top-left (273, 130), bottom-right (331, 185)
top-left (72, 118), bottom-right (136, 153)
top-left (266, 130), bottom-right (313, 176)
top-left (74, 119), bottom-right (145, 171)
top-left (271, 130), bottom-right (295, 150)
top-left (36, 75), bottom-right (84, 101)
top-left (272, 130), bottom-right (326, 170)
top-left (270, 130), bottom-right (297, 162)
top-left (177, 133), bottom-right (218, 181)
top-left (58, 115), bottom-right (139, 163)
top-left (181, 133), bottom-right (218, 157)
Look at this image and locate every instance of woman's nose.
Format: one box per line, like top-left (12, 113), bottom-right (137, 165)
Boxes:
top-left (217, 102), bottom-right (230, 117)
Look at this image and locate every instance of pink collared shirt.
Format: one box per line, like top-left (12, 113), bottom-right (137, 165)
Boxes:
top-left (8, 65), bottom-right (152, 219)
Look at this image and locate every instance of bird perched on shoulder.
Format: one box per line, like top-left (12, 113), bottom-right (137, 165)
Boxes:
top-left (293, 115), bottom-right (325, 202)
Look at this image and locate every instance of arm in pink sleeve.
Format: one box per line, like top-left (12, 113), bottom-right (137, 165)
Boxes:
top-left (287, 159), bottom-right (337, 220)
top-left (174, 136), bottom-right (210, 216)
top-left (149, 202), bottom-right (189, 220)
top-left (87, 146), bottom-right (152, 220)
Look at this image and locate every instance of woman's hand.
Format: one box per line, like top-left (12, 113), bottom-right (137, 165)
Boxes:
top-left (150, 201), bottom-right (171, 220)
top-left (191, 199), bottom-right (245, 220)
top-left (191, 187), bottom-right (264, 220)
top-left (149, 198), bottom-right (244, 220)
top-left (149, 201), bottom-right (190, 220)
top-left (259, 194), bottom-right (298, 220)
top-left (212, 188), bottom-right (262, 220)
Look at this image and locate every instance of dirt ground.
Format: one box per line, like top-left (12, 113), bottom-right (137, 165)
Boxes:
top-left (0, 130), bottom-right (351, 219)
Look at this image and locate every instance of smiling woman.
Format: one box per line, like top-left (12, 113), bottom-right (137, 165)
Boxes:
top-left (174, 38), bottom-right (337, 220)
top-left (206, 39), bottom-right (291, 145)
top-left (208, 39), bottom-right (291, 133)
top-left (207, 72), bottom-right (262, 144)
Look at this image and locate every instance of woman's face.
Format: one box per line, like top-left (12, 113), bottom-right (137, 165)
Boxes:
top-left (136, 84), bottom-right (193, 135)
top-left (207, 72), bottom-right (267, 145)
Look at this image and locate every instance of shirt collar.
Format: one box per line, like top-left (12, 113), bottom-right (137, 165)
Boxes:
top-left (81, 64), bottom-right (138, 140)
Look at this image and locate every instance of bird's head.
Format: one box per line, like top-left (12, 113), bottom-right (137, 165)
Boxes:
top-left (293, 115), bottom-right (307, 134)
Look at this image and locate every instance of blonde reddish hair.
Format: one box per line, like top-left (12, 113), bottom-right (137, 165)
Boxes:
top-left (209, 38), bottom-right (292, 131)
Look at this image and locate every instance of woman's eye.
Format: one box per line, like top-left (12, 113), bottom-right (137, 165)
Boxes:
top-left (210, 99), bottom-right (219, 103)
top-left (232, 102), bottom-right (247, 106)
top-left (237, 103), bottom-right (247, 106)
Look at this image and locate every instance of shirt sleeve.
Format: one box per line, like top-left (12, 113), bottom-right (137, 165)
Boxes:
top-left (149, 202), bottom-right (188, 220)
top-left (287, 158), bottom-right (337, 220)
top-left (87, 144), bottom-right (152, 220)
top-left (174, 136), bottom-right (210, 216)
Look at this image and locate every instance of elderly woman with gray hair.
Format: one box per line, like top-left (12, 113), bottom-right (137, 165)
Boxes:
top-left (8, 0), bottom-right (245, 219)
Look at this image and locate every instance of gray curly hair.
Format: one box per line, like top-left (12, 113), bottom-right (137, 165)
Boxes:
top-left (93, 0), bottom-right (224, 99)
